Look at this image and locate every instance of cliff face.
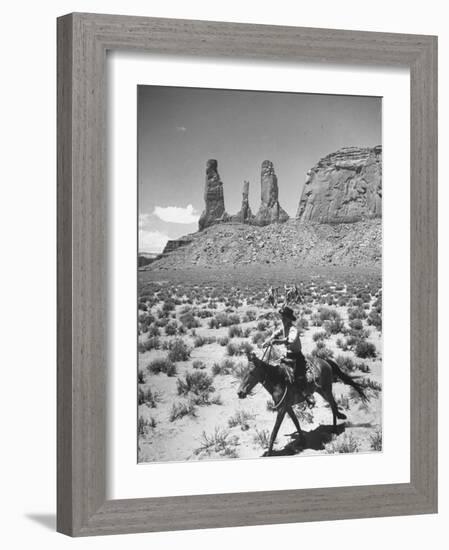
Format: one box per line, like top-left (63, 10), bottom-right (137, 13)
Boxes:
top-left (198, 159), bottom-right (228, 230)
top-left (254, 160), bottom-right (289, 226)
top-left (297, 146), bottom-right (382, 223)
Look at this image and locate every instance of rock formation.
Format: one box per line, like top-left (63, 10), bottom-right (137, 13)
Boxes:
top-left (297, 146), bottom-right (382, 223)
top-left (232, 180), bottom-right (254, 224)
top-left (254, 161), bottom-right (289, 226)
top-left (198, 159), bottom-right (228, 231)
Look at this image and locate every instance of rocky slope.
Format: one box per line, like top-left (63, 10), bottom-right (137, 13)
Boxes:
top-left (144, 219), bottom-right (381, 271)
top-left (297, 146), bottom-right (382, 223)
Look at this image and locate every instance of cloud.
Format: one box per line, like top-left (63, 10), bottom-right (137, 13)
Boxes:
top-left (176, 126), bottom-right (187, 132)
top-left (153, 204), bottom-right (199, 224)
top-left (139, 213), bottom-right (152, 230)
top-left (139, 230), bottom-right (169, 253)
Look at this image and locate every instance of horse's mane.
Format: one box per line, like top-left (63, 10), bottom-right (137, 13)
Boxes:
top-left (251, 354), bottom-right (285, 385)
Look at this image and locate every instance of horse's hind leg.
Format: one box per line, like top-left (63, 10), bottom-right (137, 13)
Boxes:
top-left (266, 410), bottom-right (286, 456)
top-left (319, 388), bottom-right (346, 427)
top-left (287, 406), bottom-right (302, 435)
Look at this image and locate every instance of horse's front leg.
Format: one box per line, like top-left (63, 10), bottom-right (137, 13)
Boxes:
top-left (265, 409), bottom-right (286, 456)
top-left (287, 406), bottom-right (302, 436)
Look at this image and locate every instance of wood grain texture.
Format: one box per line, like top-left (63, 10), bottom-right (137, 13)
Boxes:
top-left (57, 12), bottom-right (438, 537)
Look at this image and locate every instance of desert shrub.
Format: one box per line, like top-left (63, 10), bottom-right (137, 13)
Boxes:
top-left (360, 377), bottom-right (382, 392)
top-left (169, 399), bottom-right (197, 421)
top-left (228, 325), bottom-right (243, 338)
top-left (243, 309), bottom-right (257, 322)
top-left (349, 319), bottom-right (363, 331)
top-left (148, 325), bottom-right (161, 337)
top-left (369, 428), bottom-right (382, 451)
top-left (143, 336), bottom-right (161, 351)
top-left (243, 327), bottom-right (252, 338)
top-left (177, 371), bottom-right (215, 398)
top-left (336, 394), bottom-right (350, 410)
top-left (138, 386), bottom-right (158, 407)
top-left (310, 313), bottom-right (323, 327)
top-left (228, 410), bottom-right (255, 430)
top-left (367, 311), bottom-right (382, 331)
top-left (355, 340), bottom-right (376, 358)
top-left (138, 301), bottom-right (148, 312)
top-left (325, 318), bottom-right (345, 334)
top-left (228, 313), bottom-right (240, 325)
top-left (293, 402), bottom-right (314, 424)
top-left (137, 369), bottom-right (145, 384)
top-left (147, 357), bottom-right (177, 377)
top-left (311, 345), bottom-right (334, 361)
top-left (193, 335), bottom-right (207, 348)
top-left (197, 309), bottom-right (213, 319)
top-left (192, 360), bottom-right (206, 370)
top-left (165, 321), bottom-right (178, 336)
top-left (348, 307), bottom-right (367, 320)
top-left (313, 331), bottom-right (328, 342)
top-left (251, 331), bottom-right (267, 345)
top-left (162, 300), bottom-right (176, 312)
top-left (138, 416), bottom-right (156, 436)
top-left (194, 427), bottom-right (239, 458)
top-left (208, 312), bottom-right (232, 328)
top-left (226, 342), bottom-right (240, 356)
top-left (256, 320), bottom-right (269, 331)
top-left (167, 338), bottom-right (191, 362)
top-left (239, 341), bottom-right (254, 355)
top-left (179, 311), bottom-right (200, 329)
top-left (297, 317), bottom-right (309, 330)
top-left (336, 338), bottom-right (347, 351)
top-left (319, 307), bottom-right (341, 322)
top-left (212, 358), bottom-right (235, 376)
top-left (253, 428), bottom-right (270, 448)
top-left (266, 399), bottom-right (276, 411)
top-left (335, 355), bottom-right (357, 372)
top-left (325, 433), bottom-right (360, 454)
top-left (218, 336), bottom-right (230, 347)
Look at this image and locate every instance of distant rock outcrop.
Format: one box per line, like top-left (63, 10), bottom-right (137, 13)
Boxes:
top-left (198, 159), bottom-right (228, 231)
top-left (254, 161), bottom-right (289, 226)
top-left (297, 146), bottom-right (382, 223)
top-left (232, 180), bottom-right (254, 224)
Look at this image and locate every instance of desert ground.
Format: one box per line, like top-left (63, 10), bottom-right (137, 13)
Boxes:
top-left (137, 265), bottom-right (382, 463)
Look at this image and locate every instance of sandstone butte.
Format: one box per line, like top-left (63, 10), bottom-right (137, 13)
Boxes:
top-left (151, 145), bottom-right (382, 269)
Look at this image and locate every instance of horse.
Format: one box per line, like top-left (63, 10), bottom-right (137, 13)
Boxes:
top-left (237, 349), bottom-right (368, 456)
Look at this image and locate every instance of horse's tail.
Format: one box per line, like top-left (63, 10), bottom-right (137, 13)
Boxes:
top-left (326, 358), bottom-right (369, 403)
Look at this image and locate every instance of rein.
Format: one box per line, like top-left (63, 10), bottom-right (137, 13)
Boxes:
top-left (271, 385), bottom-right (288, 410)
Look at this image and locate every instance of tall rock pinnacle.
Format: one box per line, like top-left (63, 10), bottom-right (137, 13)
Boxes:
top-left (233, 180), bottom-right (254, 224)
top-left (198, 159), bottom-right (228, 231)
top-left (254, 160), bottom-right (289, 226)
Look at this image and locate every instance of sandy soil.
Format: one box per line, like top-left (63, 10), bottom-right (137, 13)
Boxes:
top-left (137, 266), bottom-right (382, 463)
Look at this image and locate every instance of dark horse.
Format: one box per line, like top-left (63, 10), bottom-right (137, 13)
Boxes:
top-left (237, 350), bottom-right (368, 456)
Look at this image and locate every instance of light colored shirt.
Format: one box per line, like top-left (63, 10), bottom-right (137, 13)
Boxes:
top-left (272, 325), bottom-right (302, 355)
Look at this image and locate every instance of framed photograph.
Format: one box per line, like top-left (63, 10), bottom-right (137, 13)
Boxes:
top-left (57, 13), bottom-right (437, 536)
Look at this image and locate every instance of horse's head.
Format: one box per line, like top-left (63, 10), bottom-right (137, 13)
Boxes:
top-left (237, 352), bottom-right (266, 399)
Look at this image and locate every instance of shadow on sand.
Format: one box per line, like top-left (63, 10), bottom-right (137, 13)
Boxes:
top-left (263, 423), bottom-right (346, 457)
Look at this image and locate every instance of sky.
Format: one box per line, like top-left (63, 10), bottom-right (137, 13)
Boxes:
top-left (138, 85), bottom-right (381, 253)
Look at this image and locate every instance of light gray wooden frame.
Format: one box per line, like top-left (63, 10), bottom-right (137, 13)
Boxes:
top-left (57, 12), bottom-right (438, 537)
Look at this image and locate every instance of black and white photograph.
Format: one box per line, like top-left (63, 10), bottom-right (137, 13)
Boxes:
top-left (137, 85), bottom-right (383, 463)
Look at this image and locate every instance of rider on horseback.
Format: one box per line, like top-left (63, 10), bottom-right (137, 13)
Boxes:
top-left (263, 305), bottom-right (308, 388)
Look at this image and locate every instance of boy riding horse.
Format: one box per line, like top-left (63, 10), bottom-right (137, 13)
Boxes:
top-left (263, 306), bottom-right (313, 405)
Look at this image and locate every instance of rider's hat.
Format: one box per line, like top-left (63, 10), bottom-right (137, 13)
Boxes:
top-left (278, 305), bottom-right (296, 321)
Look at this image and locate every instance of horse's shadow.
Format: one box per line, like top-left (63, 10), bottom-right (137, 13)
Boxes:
top-left (263, 424), bottom-right (346, 457)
